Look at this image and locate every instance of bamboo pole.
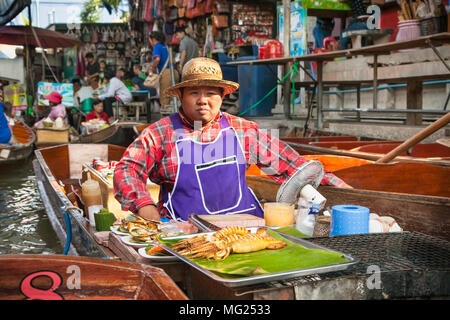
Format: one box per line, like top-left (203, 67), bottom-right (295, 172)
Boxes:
top-left (376, 112), bottom-right (450, 163)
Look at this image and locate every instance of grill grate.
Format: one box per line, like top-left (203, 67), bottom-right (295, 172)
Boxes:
top-left (306, 231), bottom-right (450, 278)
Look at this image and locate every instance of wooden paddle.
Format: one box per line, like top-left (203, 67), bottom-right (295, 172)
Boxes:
top-left (376, 112), bottom-right (450, 163)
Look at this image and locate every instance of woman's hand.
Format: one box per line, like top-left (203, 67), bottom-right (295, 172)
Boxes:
top-left (137, 205), bottom-right (160, 221)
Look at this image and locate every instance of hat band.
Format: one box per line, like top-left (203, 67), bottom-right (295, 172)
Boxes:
top-left (182, 73), bottom-right (223, 82)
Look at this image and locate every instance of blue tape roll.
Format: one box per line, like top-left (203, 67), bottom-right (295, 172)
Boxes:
top-left (330, 205), bottom-right (370, 236)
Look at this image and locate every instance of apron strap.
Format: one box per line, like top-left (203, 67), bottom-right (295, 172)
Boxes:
top-left (170, 112), bottom-right (230, 140)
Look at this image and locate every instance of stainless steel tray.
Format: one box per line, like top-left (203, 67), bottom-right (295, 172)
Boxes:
top-left (156, 230), bottom-right (359, 288)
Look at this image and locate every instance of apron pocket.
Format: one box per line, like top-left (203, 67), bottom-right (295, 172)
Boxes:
top-left (195, 156), bottom-right (242, 214)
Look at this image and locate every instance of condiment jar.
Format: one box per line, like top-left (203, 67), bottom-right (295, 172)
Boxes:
top-left (81, 178), bottom-right (103, 227)
top-left (263, 202), bottom-right (294, 227)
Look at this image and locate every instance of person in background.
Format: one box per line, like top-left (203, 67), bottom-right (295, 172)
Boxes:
top-left (148, 31), bottom-right (178, 110)
top-left (85, 99), bottom-right (110, 124)
top-left (116, 68), bottom-right (126, 81)
top-left (85, 52), bottom-right (100, 82)
top-left (312, 18), bottom-right (335, 49)
top-left (0, 101), bottom-right (12, 144)
top-left (72, 78), bottom-right (82, 108)
top-left (98, 69), bottom-right (132, 122)
top-left (131, 64), bottom-right (148, 90)
top-left (339, 0), bottom-right (369, 49)
top-left (114, 57), bottom-right (352, 226)
top-left (98, 60), bottom-right (107, 86)
top-left (175, 26), bottom-right (199, 71)
top-left (33, 92), bottom-right (68, 128)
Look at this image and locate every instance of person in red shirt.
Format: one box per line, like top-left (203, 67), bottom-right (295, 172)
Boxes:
top-left (85, 99), bottom-right (110, 124)
top-left (113, 57), bottom-right (352, 227)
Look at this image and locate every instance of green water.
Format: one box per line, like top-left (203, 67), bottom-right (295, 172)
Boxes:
top-left (0, 157), bottom-right (62, 255)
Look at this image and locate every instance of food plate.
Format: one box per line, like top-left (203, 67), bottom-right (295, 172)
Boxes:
top-left (120, 235), bottom-right (153, 248)
top-left (110, 225), bottom-right (129, 236)
top-left (156, 229), bottom-right (359, 287)
top-left (137, 247), bottom-right (179, 262)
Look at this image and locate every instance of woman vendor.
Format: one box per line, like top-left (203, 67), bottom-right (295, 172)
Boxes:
top-left (113, 58), bottom-right (352, 225)
top-left (33, 91), bottom-right (68, 128)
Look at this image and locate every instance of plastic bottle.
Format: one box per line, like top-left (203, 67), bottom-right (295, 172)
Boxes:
top-left (81, 175), bottom-right (103, 227)
top-left (296, 201), bottom-right (320, 236)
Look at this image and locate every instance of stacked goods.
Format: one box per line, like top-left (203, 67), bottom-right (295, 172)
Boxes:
top-left (398, 0), bottom-right (443, 20)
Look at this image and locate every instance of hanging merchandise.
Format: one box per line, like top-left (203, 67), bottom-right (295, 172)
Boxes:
top-left (143, 0), bottom-right (154, 22)
top-left (213, 14), bottom-right (228, 29)
top-left (205, 0), bottom-right (213, 14)
top-left (101, 27), bottom-right (109, 42)
top-left (168, 6), bottom-right (178, 21)
top-left (91, 26), bottom-right (99, 43)
top-left (186, 0), bottom-right (196, 9)
top-left (114, 27), bottom-right (121, 42)
top-left (82, 26), bottom-right (91, 43)
top-left (215, 0), bottom-right (230, 13)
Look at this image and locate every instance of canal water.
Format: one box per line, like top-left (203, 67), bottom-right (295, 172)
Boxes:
top-left (0, 156), bottom-right (62, 255)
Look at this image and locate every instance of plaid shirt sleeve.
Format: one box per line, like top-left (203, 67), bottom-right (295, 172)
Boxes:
top-left (113, 128), bottom-right (158, 214)
top-left (235, 116), bottom-right (348, 187)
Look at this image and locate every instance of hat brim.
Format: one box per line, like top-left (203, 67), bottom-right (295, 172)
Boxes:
top-left (164, 79), bottom-right (239, 98)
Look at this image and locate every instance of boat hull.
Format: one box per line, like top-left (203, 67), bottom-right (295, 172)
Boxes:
top-left (0, 121), bottom-right (35, 165)
top-left (0, 254), bottom-right (187, 300)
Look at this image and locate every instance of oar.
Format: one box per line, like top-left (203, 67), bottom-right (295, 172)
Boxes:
top-left (376, 112), bottom-right (450, 163)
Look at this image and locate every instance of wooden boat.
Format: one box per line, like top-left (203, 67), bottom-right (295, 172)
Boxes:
top-left (246, 155), bottom-right (373, 178)
top-left (0, 121), bottom-right (35, 164)
top-left (78, 121), bottom-right (141, 147)
top-left (134, 123), bottom-right (150, 137)
top-left (0, 254), bottom-right (187, 300)
top-left (284, 140), bottom-right (450, 166)
top-left (33, 143), bottom-right (126, 257)
top-left (247, 162), bottom-right (450, 241)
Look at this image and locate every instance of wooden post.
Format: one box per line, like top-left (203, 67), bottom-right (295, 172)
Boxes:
top-left (316, 60), bottom-right (323, 130)
top-left (372, 54), bottom-right (378, 110)
top-left (406, 80), bottom-right (423, 125)
top-left (283, 0), bottom-right (291, 118)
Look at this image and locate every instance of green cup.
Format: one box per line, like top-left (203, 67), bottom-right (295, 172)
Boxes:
top-left (94, 208), bottom-right (116, 232)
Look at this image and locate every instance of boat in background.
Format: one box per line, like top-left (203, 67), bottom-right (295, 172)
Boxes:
top-left (246, 155), bottom-right (373, 178)
top-left (0, 121), bottom-right (35, 164)
top-left (284, 139), bottom-right (450, 166)
top-left (246, 162), bottom-right (450, 241)
top-left (0, 254), bottom-right (187, 300)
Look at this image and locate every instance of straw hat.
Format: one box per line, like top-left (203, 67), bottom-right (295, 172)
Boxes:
top-left (164, 57), bottom-right (239, 98)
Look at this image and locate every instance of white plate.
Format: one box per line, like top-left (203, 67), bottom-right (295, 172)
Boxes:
top-left (110, 225), bottom-right (129, 236)
top-left (137, 247), bottom-right (179, 262)
top-left (120, 235), bottom-right (153, 248)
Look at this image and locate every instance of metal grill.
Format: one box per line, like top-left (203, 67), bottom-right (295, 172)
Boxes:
top-left (233, 232), bottom-right (450, 298)
top-left (308, 231), bottom-right (450, 277)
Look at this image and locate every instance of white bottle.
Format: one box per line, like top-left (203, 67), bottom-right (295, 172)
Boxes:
top-left (296, 201), bottom-right (320, 236)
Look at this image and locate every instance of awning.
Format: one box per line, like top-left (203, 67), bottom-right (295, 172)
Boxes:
top-left (0, 25), bottom-right (80, 48)
top-left (0, 0), bottom-right (31, 26)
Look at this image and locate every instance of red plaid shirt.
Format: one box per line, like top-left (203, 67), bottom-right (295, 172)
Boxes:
top-left (113, 111), bottom-right (347, 216)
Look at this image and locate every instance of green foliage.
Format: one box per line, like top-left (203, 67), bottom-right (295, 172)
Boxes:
top-left (80, 0), bottom-right (123, 23)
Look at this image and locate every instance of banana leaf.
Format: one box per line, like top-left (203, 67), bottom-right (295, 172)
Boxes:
top-left (159, 230), bottom-right (348, 278)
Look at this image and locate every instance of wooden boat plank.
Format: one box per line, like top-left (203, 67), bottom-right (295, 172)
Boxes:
top-left (286, 141), bottom-right (450, 166)
top-left (353, 143), bottom-right (450, 158)
top-left (0, 254), bottom-right (188, 300)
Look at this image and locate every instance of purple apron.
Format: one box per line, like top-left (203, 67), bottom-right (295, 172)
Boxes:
top-left (162, 113), bottom-right (264, 221)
